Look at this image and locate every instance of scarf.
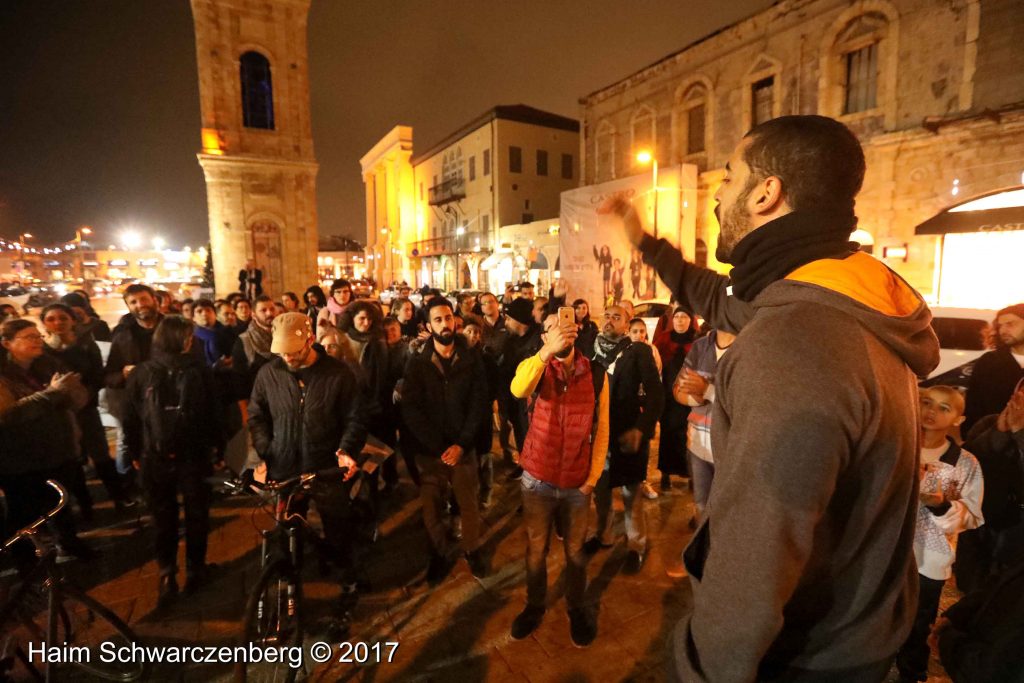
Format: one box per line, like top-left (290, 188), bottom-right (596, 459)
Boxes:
top-left (727, 210), bottom-right (858, 302)
top-left (241, 322), bottom-right (273, 364)
top-left (192, 325), bottom-right (221, 367)
top-left (593, 334), bottom-right (629, 372)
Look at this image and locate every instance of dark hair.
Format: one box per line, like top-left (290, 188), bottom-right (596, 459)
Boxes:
top-left (457, 292), bottom-right (475, 304)
top-left (572, 298), bottom-right (588, 307)
top-left (393, 297), bottom-right (413, 312)
top-left (40, 303), bottom-right (75, 320)
top-left (628, 317), bottom-right (646, 328)
top-left (743, 115), bottom-right (865, 221)
top-left (226, 292), bottom-right (244, 305)
top-left (233, 297), bottom-right (252, 308)
top-left (155, 290), bottom-right (172, 304)
top-left (426, 297), bottom-right (454, 317)
top-left (216, 300), bottom-right (234, 313)
top-left (330, 279), bottom-right (351, 294)
top-left (304, 286), bottom-right (327, 307)
top-left (1, 319), bottom-right (37, 341)
top-left (193, 298), bottom-right (215, 312)
top-left (282, 292), bottom-right (300, 306)
top-left (479, 291), bottom-right (498, 303)
top-left (253, 294), bottom-right (274, 305)
top-left (181, 298), bottom-right (194, 306)
top-left (122, 283), bottom-right (155, 301)
top-left (382, 316), bottom-right (400, 328)
top-left (152, 315), bottom-right (195, 355)
top-left (993, 304), bottom-right (1024, 349)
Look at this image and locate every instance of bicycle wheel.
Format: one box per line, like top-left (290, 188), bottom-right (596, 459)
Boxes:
top-left (235, 560), bottom-right (303, 683)
top-left (53, 580), bottom-right (146, 681)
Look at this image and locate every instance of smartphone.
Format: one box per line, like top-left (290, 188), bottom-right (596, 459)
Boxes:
top-left (558, 306), bottom-right (575, 327)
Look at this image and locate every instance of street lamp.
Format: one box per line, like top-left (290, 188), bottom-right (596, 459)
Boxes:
top-left (635, 150), bottom-right (658, 239)
top-left (75, 226), bottom-right (92, 243)
top-left (152, 236), bottom-right (166, 250)
top-left (121, 230), bottom-right (141, 250)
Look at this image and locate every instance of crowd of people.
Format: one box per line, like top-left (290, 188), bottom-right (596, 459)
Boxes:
top-left (1, 115), bottom-right (1023, 681)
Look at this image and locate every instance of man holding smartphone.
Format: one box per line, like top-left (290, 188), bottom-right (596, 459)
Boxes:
top-left (508, 310), bottom-right (609, 647)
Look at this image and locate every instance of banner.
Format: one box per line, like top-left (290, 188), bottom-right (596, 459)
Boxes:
top-left (559, 166), bottom-right (697, 312)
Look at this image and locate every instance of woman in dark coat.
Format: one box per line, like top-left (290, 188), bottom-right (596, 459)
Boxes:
top-left (573, 298), bottom-right (599, 355)
top-left (653, 306), bottom-right (698, 490)
top-left (41, 303), bottom-right (129, 510)
top-left (123, 315), bottom-right (222, 607)
top-left (304, 285), bottom-right (328, 325)
top-left (0, 318), bottom-right (93, 563)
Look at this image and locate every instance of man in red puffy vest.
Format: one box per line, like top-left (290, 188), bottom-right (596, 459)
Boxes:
top-left (509, 312), bottom-right (610, 648)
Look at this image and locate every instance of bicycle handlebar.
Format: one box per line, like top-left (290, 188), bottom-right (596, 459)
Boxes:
top-left (2, 480), bottom-right (67, 552)
top-left (238, 465), bottom-right (351, 494)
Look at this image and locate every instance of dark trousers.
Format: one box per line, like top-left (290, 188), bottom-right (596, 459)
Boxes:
top-left (79, 406), bottom-right (121, 501)
top-left (416, 452), bottom-right (480, 556)
top-left (287, 479), bottom-right (361, 581)
top-left (140, 457), bottom-right (211, 576)
top-left (897, 573), bottom-right (945, 681)
top-left (521, 472), bottom-right (589, 610)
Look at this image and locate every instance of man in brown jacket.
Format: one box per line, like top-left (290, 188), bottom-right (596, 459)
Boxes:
top-left (603, 115), bottom-right (940, 682)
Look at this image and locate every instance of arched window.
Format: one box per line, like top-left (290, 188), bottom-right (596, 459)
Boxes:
top-left (240, 51), bottom-right (275, 130)
top-left (673, 82), bottom-right (711, 159)
top-left (630, 105), bottom-right (656, 162)
top-left (818, 2), bottom-right (899, 127)
top-left (594, 120), bottom-right (616, 181)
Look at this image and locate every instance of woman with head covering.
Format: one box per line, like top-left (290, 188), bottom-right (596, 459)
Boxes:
top-left (652, 306), bottom-right (699, 491)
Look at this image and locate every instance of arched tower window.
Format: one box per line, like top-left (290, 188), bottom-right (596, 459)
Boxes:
top-left (240, 51), bottom-right (275, 130)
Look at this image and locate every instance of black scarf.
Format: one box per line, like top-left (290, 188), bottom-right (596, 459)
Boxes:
top-left (727, 210), bottom-right (858, 302)
top-left (593, 334), bottom-right (629, 368)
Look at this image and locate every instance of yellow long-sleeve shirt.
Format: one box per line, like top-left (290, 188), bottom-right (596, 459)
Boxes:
top-left (510, 352), bottom-right (609, 489)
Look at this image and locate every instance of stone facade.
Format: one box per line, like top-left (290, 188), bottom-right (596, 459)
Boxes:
top-left (580, 0), bottom-right (1024, 301)
top-left (191, 0), bottom-right (319, 298)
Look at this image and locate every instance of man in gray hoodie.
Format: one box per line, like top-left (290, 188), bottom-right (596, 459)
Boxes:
top-left (603, 115), bottom-right (940, 682)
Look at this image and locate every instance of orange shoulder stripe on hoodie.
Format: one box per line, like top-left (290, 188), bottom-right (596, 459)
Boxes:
top-left (785, 251), bottom-right (920, 317)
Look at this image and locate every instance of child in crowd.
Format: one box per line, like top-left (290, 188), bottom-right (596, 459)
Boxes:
top-left (897, 385), bottom-right (984, 683)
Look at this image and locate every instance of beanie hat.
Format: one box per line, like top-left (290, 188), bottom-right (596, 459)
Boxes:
top-left (505, 298), bottom-right (534, 325)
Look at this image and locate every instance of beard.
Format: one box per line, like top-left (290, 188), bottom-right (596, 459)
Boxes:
top-left (714, 181), bottom-right (757, 264)
top-left (432, 329), bottom-right (455, 346)
top-left (134, 306), bottom-right (157, 321)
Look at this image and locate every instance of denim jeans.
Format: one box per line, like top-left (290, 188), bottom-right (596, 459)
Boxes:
top-left (593, 469), bottom-right (646, 553)
top-left (687, 451), bottom-right (715, 517)
top-left (520, 472), bottom-right (590, 609)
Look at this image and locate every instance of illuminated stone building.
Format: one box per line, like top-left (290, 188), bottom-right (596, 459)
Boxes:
top-left (190, 0), bottom-right (319, 297)
top-left (362, 106), bottom-right (579, 291)
top-left (581, 0), bottom-right (1024, 308)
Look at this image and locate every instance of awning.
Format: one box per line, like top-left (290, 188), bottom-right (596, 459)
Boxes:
top-left (529, 252), bottom-right (549, 270)
top-left (915, 186), bottom-right (1024, 235)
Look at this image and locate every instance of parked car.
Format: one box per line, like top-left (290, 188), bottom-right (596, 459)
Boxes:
top-left (920, 306), bottom-right (997, 390)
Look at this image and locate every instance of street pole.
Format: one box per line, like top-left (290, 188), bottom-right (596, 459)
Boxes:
top-left (652, 159), bottom-right (659, 240)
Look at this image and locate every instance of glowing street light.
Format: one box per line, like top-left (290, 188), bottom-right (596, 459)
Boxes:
top-left (635, 150), bottom-right (659, 239)
top-left (152, 236), bottom-right (166, 250)
top-left (121, 230), bottom-right (141, 250)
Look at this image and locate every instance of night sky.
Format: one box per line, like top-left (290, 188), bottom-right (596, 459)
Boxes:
top-left (0, 0), bottom-right (771, 249)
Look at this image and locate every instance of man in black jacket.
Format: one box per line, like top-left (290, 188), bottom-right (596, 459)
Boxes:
top-left (401, 298), bottom-right (489, 583)
top-left (583, 305), bottom-right (664, 572)
top-left (964, 304), bottom-right (1024, 433)
top-left (105, 284), bottom-right (164, 481)
top-left (247, 312), bottom-right (369, 596)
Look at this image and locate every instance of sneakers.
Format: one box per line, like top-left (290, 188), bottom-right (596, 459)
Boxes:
top-left (510, 605), bottom-right (545, 640)
top-left (582, 537), bottom-right (612, 555)
top-left (623, 549), bottom-right (645, 574)
top-left (641, 481), bottom-right (659, 500)
top-left (426, 553), bottom-right (453, 585)
top-left (568, 608), bottom-right (596, 648)
top-left (465, 550), bottom-right (489, 579)
top-left (665, 560), bottom-right (688, 579)
top-left (157, 573), bottom-right (179, 610)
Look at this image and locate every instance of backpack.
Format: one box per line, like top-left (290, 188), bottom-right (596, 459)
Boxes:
top-left (142, 366), bottom-right (197, 458)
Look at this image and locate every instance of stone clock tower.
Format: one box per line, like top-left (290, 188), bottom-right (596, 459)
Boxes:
top-left (190, 0), bottom-right (319, 297)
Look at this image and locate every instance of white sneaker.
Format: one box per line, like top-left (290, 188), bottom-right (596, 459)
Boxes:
top-left (641, 481), bottom-right (659, 500)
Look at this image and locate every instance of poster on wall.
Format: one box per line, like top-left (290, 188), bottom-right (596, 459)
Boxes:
top-left (559, 165), bottom-right (697, 311)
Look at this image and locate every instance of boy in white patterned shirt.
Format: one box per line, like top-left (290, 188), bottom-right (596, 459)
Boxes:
top-left (896, 385), bottom-right (984, 682)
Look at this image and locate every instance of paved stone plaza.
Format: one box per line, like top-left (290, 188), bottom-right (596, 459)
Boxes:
top-left (63, 449), bottom-right (955, 682)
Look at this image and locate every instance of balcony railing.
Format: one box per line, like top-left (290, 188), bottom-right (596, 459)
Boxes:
top-left (410, 231), bottom-right (492, 257)
top-left (428, 178), bottom-right (466, 206)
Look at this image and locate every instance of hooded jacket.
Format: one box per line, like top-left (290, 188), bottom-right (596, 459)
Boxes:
top-left (646, 236), bottom-right (941, 681)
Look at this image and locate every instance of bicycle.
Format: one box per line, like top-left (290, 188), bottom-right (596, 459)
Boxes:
top-left (232, 466), bottom-right (358, 683)
top-left (0, 480), bottom-right (146, 682)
